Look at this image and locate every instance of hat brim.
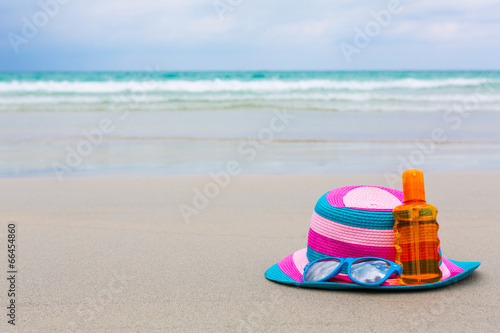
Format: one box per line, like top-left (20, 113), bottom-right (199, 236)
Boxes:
top-left (265, 248), bottom-right (480, 290)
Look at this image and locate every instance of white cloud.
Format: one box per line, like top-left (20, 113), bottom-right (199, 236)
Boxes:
top-left (2, 0), bottom-right (500, 69)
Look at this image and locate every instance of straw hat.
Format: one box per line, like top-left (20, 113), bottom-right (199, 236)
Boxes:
top-left (265, 185), bottom-right (480, 290)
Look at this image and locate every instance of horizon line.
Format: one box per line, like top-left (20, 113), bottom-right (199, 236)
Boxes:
top-left (1, 69), bottom-right (500, 73)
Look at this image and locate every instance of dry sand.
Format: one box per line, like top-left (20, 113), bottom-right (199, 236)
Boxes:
top-left (0, 172), bottom-right (498, 332)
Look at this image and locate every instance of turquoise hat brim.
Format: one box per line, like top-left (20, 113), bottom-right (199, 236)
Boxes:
top-left (265, 259), bottom-right (481, 290)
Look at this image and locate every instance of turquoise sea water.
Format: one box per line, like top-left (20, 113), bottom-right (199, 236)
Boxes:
top-left (1, 71), bottom-right (500, 178)
top-left (1, 71), bottom-right (500, 112)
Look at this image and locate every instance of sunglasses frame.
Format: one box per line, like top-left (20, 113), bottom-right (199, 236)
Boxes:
top-left (302, 256), bottom-right (403, 286)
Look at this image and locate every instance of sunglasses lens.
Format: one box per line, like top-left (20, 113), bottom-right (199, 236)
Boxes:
top-left (304, 258), bottom-right (341, 282)
top-left (350, 259), bottom-right (391, 284)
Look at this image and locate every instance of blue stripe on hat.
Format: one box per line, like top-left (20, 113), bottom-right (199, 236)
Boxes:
top-left (314, 193), bottom-right (396, 230)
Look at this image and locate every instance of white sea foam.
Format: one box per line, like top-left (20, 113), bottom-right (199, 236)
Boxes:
top-left (0, 78), bottom-right (497, 93)
top-left (1, 77), bottom-right (499, 113)
top-left (2, 92), bottom-right (500, 104)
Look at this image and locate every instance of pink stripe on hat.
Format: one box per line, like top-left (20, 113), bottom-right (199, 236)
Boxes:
top-left (308, 229), bottom-right (397, 260)
top-left (324, 273), bottom-right (401, 286)
top-left (309, 212), bottom-right (395, 247)
top-left (292, 248), bottom-right (309, 274)
top-left (277, 252), bottom-right (303, 282)
top-left (442, 257), bottom-right (464, 278)
top-left (441, 260), bottom-right (451, 280)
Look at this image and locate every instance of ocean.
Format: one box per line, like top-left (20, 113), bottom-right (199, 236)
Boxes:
top-left (1, 71), bottom-right (500, 178)
top-left (2, 71), bottom-right (500, 113)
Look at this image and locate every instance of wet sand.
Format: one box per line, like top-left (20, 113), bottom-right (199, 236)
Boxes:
top-left (2, 110), bottom-right (500, 177)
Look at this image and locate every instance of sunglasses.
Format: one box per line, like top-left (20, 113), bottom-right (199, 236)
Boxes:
top-left (302, 257), bottom-right (403, 286)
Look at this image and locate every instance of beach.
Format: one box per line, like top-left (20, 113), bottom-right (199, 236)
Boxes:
top-left (1, 71), bottom-right (499, 331)
top-left (3, 0), bottom-right (500, 329)
top-left (0, 172), bottom-right (497, 332)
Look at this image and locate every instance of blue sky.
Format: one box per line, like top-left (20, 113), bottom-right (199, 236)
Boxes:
top-left (1, 0), bottom-right (499, 71)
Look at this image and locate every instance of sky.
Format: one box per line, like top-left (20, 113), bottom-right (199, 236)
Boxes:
top-left (0, 0), bottom-right (499, 71)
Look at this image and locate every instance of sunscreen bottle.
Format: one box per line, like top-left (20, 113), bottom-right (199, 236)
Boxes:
top-left (393, 169), bottom-right (442, 284)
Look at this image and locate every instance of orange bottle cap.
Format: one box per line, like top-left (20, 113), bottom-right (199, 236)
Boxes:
top-left (402, 169), bottom-right (426, 202)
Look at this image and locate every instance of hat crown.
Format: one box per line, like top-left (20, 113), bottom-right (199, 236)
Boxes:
top-left (306, 186), bottom-right (403, 263)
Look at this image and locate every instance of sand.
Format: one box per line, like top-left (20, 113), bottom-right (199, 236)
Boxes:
top-left (0, 172), bottom-right (498, 332)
